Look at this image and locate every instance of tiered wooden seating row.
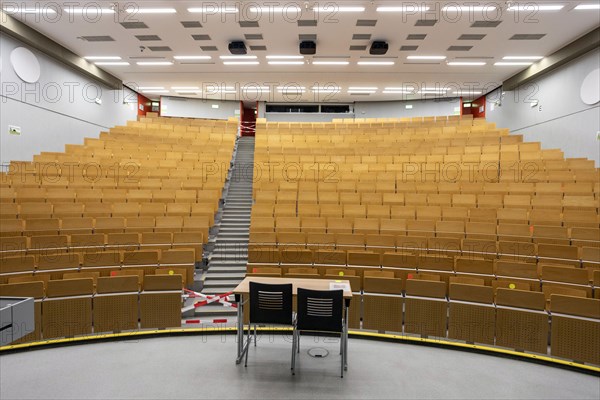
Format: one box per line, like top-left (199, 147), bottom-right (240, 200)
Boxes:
top-left (0, 217), bottom-right (210, 240)
top-left (0, 275), bottom-right (183, 343)
top-left (1, 247), bottom-right (196, 287)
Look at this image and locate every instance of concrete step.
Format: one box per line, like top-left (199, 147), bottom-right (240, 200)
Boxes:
top-left (208, 260), bottom-right (248, 267)
top-left (220, 218), bottom-right (251, 223)
top-left (203, 279), bottom-right (244, 288)
top-left (214, 237), bottom-right (248, 243)
top-left (222, 209), bottom-right (251, 214)
top-left (215, 235), bottom-right (249, 241)
top-left (204, 272), bottom-right (247, 280)
top-left (222, 210), bottom-right (251, 215)
top-left (212, 244), bottom-right (248, 251)
top-left (208, 266), bottom-right (248, 274)
top-left (217, 226), bottom-right (250, 231)
top-left (209, 255), bottom-right (247, 263)
top-left (213, 241), bottom-right (248, 248)
top-left (219, 221), bottom-right (250, 227)
top-left (210, 249), bottom-right (248, 256)
top-left (201, 287), bottom-right (239, 296)
top-left (217, 228), bottom-right (249, 235)
top-left (211, 252), bottom-right (247, 258)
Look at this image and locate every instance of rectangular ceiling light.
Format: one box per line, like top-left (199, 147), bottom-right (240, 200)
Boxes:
top-left (312, 86), bottom-right (341, 90)
top-left (407, 56), bottom-right (446, 60)
top-left (66, 8), bottom-right (115, 14)
top-left (349, 87), bottom-right (378, 90)
top-left (139, 87), bottom-right (164, 90)
top-left (143, 90), bottom-right (169, 93)
top-left (383, 91), bottom-right (410, 94)
top-left (95, 62), bottom-right (130, 66)
top-left (454, 90), bottom-right (482, 95)
top-left (188, 6), bottom-right (239, 13)
top-left (348, 90), bottom-right (376, 94)
top-left (85, 56), bottom-right (121, 60)
top-left (266, 55), bottom-right (304, 59)
top-left (575, 4), bottom-right (600, 9)
top-left (248, 6), bottom-right (300, 12)
top-left (377, 6), bottom-right (430, 12)
top-left (223, 61), bottom-right (260, 65)
top-left (313, 61), bottom-right (350, 65)
top-left (205, 86), bottom-right (234, 90)
top-left (448, 62), bottom-right (486, 66)
top-left (172, 86), bottom-right (200, 90)
top-left (2, 6), bottom-right (57, 13)
top-left (176, 91), bottom-right (199, 94)
top-left (313, 6), bottom-right (365, 12)
top-left (419, 90), bottom-right (448, 94)
top-left (503, 56), bottom-right (543, 60)
top-left (220, 55), bottom-right (258, 60)
top-left (174, 56), bottom-right (212, 60)
top-left (508, 4), bottom-right (564, 11)
top-left (357, 61), bottom-right (395, 65)
top-left (441, 5), bottom-right (497, 11)
top-left (137, 62), bottom-right (174, 66)
top-left (126, 8), bottom-right (177, 14)
top-left (495, 62), bottom-right (533, 66)
top-left (268, 61), bottom-right (304, 65)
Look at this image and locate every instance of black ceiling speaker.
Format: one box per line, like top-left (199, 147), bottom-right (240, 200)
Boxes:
top-left (299, 41), bottom-right (316, 55)
top-left (229, 41), bottom-right (247, 55)
top-left (370, 41), bottom-right (389, 55)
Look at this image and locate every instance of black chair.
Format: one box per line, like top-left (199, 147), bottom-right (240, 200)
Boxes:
top-left (245, 282), bottom-right (294, 367)
top-left (292, 288), bottom-right (345, 377)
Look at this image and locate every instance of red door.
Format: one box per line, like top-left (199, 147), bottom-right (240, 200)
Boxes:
top-left (240, 106), bottom-right (256, 137)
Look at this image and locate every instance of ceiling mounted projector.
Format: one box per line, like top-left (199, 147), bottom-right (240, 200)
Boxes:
top-left (299, 41), bottom-right (316, 55)
top-left (229, 41), bottom-right (247, 55)
top-left (370, 41), bottom-right (389, 55)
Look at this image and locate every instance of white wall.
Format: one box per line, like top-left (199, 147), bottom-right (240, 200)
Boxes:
top-left (262, 98), bottom-right (460, 122)
top-left (0, 33), bottom-right (137, 164)
top-left (486, 48), bottom-right (600, 165)
top-left (257, 101), bottom-right (266, 119)
top-left (264, 112), bottom-right (355, 122)
top-left (354, 98), bottom-right (461, 119)
top-left (160, 96), bottom-right (240, 120)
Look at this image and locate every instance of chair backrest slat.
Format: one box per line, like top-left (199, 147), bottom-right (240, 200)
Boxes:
top-left (249, 282), bottom-right (293, 325)
top-left (297, 288), bottom-right (343, 333)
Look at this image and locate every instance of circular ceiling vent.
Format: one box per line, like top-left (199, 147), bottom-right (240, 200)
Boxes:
top-left (10, 47), bottom-right (41, 83)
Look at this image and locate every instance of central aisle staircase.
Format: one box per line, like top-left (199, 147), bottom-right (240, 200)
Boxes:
top-left (195, 136), bottom-right (255, 317)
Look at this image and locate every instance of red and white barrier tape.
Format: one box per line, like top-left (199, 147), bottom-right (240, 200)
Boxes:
top-left (182, 289), bottom-right (237, 313)
top-left (182, 318), bottom-right (230, 325)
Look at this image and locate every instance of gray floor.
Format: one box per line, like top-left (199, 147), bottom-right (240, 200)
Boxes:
top-left (1, 334), bottom-right (598, 400)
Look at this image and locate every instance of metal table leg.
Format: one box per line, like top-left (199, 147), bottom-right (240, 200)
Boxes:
top-left (235, 294), bottom-right (249, 364)
top-left (344, 300), bottom-right (350, 371)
